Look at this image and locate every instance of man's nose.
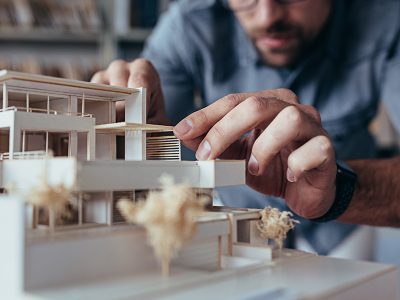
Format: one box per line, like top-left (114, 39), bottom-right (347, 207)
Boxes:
top-left (254, 0), bottom-right (286, 28)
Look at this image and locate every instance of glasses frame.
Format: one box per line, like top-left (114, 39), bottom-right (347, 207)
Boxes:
top-left (225, 0), bottom-right (307, 12)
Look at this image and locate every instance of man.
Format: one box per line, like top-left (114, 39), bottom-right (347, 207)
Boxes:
top-left (92, 0), bottom-right (400, 255)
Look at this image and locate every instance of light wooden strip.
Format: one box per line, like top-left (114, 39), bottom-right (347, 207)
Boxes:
top-left (147, 151), bottom-right (180, 154)
top-left (146, 152), bottom-right (180, 155)
top-left (147, 140), bottom-right (179, 143)
top-left (147, 143), bottom-right (180, 147)
top-left (147, 152), bottom-right (180, 155)
top-left (147, 146), bottom-right (179, 149)
top-left (147, 158), bottom-right (180, 160)
top-left (147, 153), bottom-right (180, 155)
top-left (147, 146), bottom-right (180, 149)
top-left (147, 159), bottom-right (180, 161)
top-left (147, 155), bottom-right (180, 157)
top-left (147, 154), bottom-right (180, 156)
top-left (147, 139), bottom-right (180, 142)
top-left (95, 122), bottom-right (174, 133)
top-left (146, 135), bottom-right (178, 138)
top-left (146, 147), bottom-right (179, 151)
top-left (147, 139), bottom-right (179, 141)
top-left (147, 139), bottom-right (180, 144)
top-left (147, 155), bottom-right (179, 160)
top-left (147, 145), bottom-right (180, 149)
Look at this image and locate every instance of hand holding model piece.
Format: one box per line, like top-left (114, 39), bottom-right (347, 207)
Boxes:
top-left (173, 89), bottom-right (337, 220)
top-left (92, 59), bottom-right (338, 221)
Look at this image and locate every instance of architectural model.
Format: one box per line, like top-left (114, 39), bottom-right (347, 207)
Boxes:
top-left (0, 70), bottom-right (398, 300)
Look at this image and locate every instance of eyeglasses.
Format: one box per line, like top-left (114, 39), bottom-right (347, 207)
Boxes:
top-left (226, 0), bottom-right (307, 12)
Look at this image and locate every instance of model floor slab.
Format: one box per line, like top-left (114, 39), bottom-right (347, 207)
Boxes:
top-left (22, 249), bottom-right (399, 300)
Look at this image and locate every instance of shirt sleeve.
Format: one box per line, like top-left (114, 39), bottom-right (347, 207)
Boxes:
top-left (141, 3), bottom-right (196, 125)
top-left (381, 31), bottom-right (400, 133)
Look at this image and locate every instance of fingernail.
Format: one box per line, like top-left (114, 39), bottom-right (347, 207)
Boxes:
top-left (248, 155), bottom-right (259, 175)
top-left (174, 119), bottom-right (192, 136)
top-left (196, 140), bottom-right (211, 160)
top-left (286, 168), bottom-right (297, 183)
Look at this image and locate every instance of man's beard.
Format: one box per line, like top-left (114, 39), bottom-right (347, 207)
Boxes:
top-left (251, 20), bottom-right (311, 68)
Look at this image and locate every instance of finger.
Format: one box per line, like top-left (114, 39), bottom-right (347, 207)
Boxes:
top-left (106, 60), bottom-right (129, 87)
top-left (127, 59), bottom-right (159, 88)
top-left (284, 135), bottom-right (336, 218)
top-left (286, 135), bottom-right (336, 185)
top-left (183, 135), bottom-right (249, 161)
top-left (248, 105), bottom-right (322, 175)
top-left (91, 71), bottom-right (109, 85)
top-left (174, 93), bottom-right (244, 138)
top-left (173, 88), bottom-right (298, 140)
top-left (270, 88), bottom-right (299, 104)
top-left (195, 96), bottom-right (293, 160)
top-left (180, 135), bottom-right (205, 152)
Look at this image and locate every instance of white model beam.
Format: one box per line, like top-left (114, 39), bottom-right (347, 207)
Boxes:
top-left (1, 158), bottom-right (245, 191)
top-left (2, 158), bottom-right (77, 191)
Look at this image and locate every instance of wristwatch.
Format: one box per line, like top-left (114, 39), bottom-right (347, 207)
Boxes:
top-left (310, 160), bottom-right (357, 222)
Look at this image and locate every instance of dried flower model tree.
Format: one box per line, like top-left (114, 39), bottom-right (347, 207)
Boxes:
top-left (118, 175), bottom-right (208, 276)
top-left (256, 206), bottom-right (299, 249)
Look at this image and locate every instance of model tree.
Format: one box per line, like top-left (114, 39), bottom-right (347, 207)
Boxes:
top-left (256, 206), bottom-right (299, 249)
top-left (118, 175), bottom-right (208, 276)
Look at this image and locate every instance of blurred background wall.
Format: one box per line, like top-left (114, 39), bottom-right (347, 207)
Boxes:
top-left (0, 0), bottom-right (172, 80)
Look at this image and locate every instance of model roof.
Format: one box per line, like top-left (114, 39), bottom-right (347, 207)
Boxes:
top-left (0, 70), bottom-right (139, 99)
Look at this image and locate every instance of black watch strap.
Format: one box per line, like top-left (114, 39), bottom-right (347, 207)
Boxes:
top-left (310, 161), bottom-right (357, 222)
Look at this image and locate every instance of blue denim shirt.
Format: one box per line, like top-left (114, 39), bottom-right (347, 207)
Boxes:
top-left (142, 0), bottom-right (400, 254)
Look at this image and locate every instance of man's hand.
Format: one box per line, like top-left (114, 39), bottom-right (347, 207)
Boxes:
top-left (173, 89), bottom-right (337, 219)
top-left (91, 59), bottom-right (169, 125)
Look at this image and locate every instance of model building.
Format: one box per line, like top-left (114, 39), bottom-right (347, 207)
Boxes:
top-left (0, 71), bottom-right (397, 300)
top-left (0, 70), bottom-right (244, 229)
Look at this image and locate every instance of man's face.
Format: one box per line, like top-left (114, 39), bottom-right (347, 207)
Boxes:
top-left (231, 0), bottom-right (332, 67)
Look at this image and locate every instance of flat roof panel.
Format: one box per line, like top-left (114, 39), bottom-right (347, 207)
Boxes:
top-left (0, 70), bottom-right (139, 99)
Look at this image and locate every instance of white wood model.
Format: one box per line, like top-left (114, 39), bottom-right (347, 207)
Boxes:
top-left (0, 70), bottom-right (245, 230)
top-left (0, 71), bottom-right (398, 299)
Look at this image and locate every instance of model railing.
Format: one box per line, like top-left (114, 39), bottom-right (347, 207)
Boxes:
top-left (0, 106), bottom-right (92, 117)
top-left (0, 150), bottom-right (48, 160)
